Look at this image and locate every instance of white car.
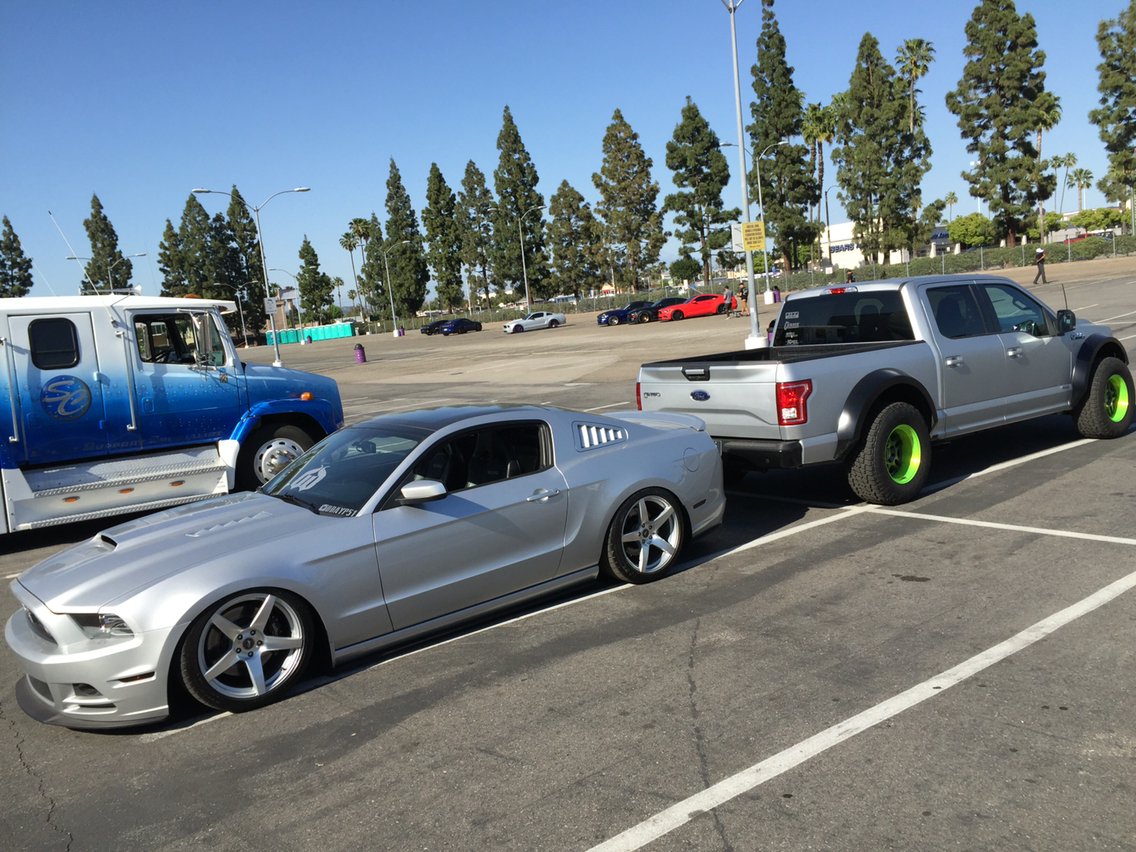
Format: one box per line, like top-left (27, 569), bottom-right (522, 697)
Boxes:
top-left (502, 311), bottom-right (566, 333)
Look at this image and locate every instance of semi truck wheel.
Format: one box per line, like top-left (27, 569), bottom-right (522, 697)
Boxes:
top-left (846, 402), bottom-right (930, 505)
top-left (237, 424), bottom-right (315, 490)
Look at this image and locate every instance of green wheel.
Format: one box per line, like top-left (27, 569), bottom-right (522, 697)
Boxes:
top-left (847, 402), bottom-right (931, 505)
top-left (1074, 357), bottom-right (1134, 438)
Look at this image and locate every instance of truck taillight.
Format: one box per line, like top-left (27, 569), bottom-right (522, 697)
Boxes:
top-left (636, 382), bottom-right (642, 410)
top-left (776, 380), bottom-right (812, 425)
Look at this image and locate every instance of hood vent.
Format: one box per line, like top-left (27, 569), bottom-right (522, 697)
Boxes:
top-left (185, 511), bottom-right (274, 539)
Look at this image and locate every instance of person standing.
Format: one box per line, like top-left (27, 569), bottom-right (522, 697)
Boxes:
top-left (722, 285), bottom-right (733, 315)
top-left (738, 283), bottom-right (748, 315)
top-left (1033, 247), bottom-right (1047, 284)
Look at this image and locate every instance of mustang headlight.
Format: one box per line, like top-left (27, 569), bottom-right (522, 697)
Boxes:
top-left (71, 613), bottom-right (135, 640)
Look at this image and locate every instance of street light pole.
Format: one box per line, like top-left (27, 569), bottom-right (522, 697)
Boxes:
top-left (193, 186), bottom-right (309, 367)
top-left (823, 186), bottom-right (836, 268)
top-left (67, 253), bottom-right (146, 294)
top-left (379, 240), bottom-right (411, 336)
top-left (519, 204), bottom-right (545, 308)
top-left (754, 141), bottom-right (789, 301)
top-left (212, 283), bottom-right (248, 346)
top-left (721, 0), bottom-right (760, 344)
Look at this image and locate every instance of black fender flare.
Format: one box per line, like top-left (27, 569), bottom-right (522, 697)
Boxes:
top-left (834, 369), bottom-right (937, 462)
top-left (1071, 334), bottom-right (1130, 407)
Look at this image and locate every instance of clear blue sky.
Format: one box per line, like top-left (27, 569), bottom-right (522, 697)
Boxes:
top-left (0, 0), bottom-right (1123, 299)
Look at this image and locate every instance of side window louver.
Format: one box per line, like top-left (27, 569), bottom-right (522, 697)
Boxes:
top-left (574, 422), bottom-right (627, 451)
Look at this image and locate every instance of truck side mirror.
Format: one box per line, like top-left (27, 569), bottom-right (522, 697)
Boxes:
top-left (1056, 309), bottom-right (1076, 334)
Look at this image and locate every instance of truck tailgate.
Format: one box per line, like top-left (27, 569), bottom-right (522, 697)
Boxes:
top-left (638, 360), bottom-right (781, 439)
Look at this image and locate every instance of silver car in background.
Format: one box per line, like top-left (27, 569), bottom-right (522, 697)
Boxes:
top-left (6, 405), bottom-right (724, 729)
top-left (502, 311), bottom-right (566, 333)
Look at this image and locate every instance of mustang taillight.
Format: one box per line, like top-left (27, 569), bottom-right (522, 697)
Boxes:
top-left (776, 380), bottom-right (812, 425)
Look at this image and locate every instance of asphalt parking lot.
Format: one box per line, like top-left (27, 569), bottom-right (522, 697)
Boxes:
top-left (2, 259), bottom-right (1134, 851)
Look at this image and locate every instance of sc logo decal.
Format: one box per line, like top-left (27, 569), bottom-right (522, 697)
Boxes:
top-left (40, 375), bottom-right (92, 420)
top-left (690, 390), bottom-right (711, 401)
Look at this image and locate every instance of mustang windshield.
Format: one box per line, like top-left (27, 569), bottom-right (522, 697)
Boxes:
top-left (263, 425), bottom-right (424, 516)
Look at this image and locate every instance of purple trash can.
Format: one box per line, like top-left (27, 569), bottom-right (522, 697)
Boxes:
top-left (354, 343), bottom-right (366, 364)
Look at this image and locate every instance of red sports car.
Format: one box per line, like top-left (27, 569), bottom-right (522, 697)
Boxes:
top-left (657, 292), bottom-right (736, 321)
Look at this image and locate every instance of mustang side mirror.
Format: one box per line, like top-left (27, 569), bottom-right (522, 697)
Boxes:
top-left (1056, 309), bottom-right (1076, 334)
top-left (397, 479), bottom-right (447, 506)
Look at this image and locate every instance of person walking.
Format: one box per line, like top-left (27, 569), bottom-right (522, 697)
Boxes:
top-left (1033, 247), bottom-right (1047, 284)
top-left (722, 285), bottom-right (733, 316)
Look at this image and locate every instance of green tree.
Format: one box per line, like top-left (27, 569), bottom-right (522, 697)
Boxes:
top-left (945, 191), bottom-right (959, 220)
top-left (669, 253), bottom-right (701, 285)
top-left (0, 216), bottom-right (34, 298)
top-left (383, 158), bottom-right (429, 320)
top-left (1069, 206), bottom-right (1123, 230)
top-left (492, 106), bottom-right (547, 303)
top-left (1089, 1), bottom-right (1136, 217)
top-left (832, 33), bottom-right (932, 264)
top-left (546, 180), bottom-right (604, 298)
top-left (156, 219), bottom-right (186, 295)
top-left (946, 211), bottom-right (993, 247)
top-left (224, 187), bottom-right (267, 334)
top-left (296, 237), bottom-right (335, 325)
top-left (81, 194), bottom-right (133, 293)
top-left (160, 194), bottom-right (213, 297)
top-left (1068, 167), bottom-right (1094, 211)
top-left (746, 1), bottom-right (820, 272)
top-left (340, 231), bottom-right (360, 308)
top-left (355, 214), bottom-right (384, 318)
top-left (663, 97), bottom-right (740, 288)
top-left (456, 161), bottom-right (495, 307)
top-left (802, 101), bottom-right (837, 259)
top-left (593, 108), bottom-right (667, 291)
top-left (945, 0), bottom-right (1054, 246)
top-left (422, 163), bottom-right (465, 311)
top-left (1053, 151), bottom-right (1077, 214)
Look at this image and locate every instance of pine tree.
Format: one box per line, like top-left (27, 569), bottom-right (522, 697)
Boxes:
top-left (296, 237), bottom-right (335, 325)
top-left (422, 163), bottom-right (465, 312)
top-left (492, 106), bottom-right (546, 304)
top-left (0, 216), bottom-right (34, 298)
top-left (355, 214), bottom-right (385, 318)
top-left (663, 97), bottom-right (740, 288)
top-left (1089, 1), bottom-right (1136, 218)
top-left (456, 161), bottom-right (495, 307)
top-left (746, 1), bottom-right (819, 272)
top-left (945, 0), bottom-right (1053, 246)
top-left (593, 108), bottom-right (667, 291)
top-left (161, 194), bottom-right (214, 297)
top-left (225, 186), bottom-right (267, 333)
top-left (81, 194), bottom-right (133, 293)
top-left (157, 219), bottom-right (187, 295)
top-left (832, 33), bottom-right (932, 264)
top-left (547, 180), bottom-right (604, 299)
top-left (384, 159), bottom-right (429, 321)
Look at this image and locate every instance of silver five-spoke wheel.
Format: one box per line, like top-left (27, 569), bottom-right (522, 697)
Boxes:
top-left (600, 488), bottom-right (685, 584)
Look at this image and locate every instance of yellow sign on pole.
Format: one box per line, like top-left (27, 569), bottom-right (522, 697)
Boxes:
top-left (741, 220), bottom-right (766, 251)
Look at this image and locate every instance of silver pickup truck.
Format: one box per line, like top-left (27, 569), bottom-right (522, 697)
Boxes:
top-left (637, 274), bottom-right (1133, 504)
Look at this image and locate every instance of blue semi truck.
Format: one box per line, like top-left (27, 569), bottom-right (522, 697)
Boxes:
top-left (0, 294), bottom-right (344, 533)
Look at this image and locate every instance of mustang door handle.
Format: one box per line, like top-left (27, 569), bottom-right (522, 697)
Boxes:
top-left (944, 356), bottom-right (964, 367)
top-left (1006, 346), bottom-right (1023, 358)
top-left (526, 489), bottom-right (561, 502)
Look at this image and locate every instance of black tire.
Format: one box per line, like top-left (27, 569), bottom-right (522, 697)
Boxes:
top-left (513, 325), bottom-right (524, 333)
top-left (1074, 356), bottom-right (1134, 439)
top-left (846, 402), bottom-right (931, 505)
top-left (458, 327), bottom-right (467, 334)
top-left (237, 424), bottom-right (314, 490)
top-left (180, 589), bottom-right (314, 713)
top-left (600, 488), bottom-right (685, 584)
top-left (608, 316), bottom-right (619, 327)
top-left (716, 303), bottom-right (727, 314)
top-left (671, 310), bottom-right (684, 321)
top-left (441, 331), bottom-right (450, 336)
top-left (548, 319), bottom-right (559, 328)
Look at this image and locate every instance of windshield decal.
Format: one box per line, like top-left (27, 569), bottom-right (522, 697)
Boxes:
top-left (318, 504), bottom-right (356, 517)
top-left (289, 465), bottom-right (327, 492)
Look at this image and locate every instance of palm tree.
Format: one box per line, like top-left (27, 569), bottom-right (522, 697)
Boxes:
top-left (1068, 168), bottom-right (1094, 211)
top-left (347, 288), bottom-right (358, 318)
top-left (1055, 152), bottom-right (1077, 214)
top-left (944, 191), bottom-right (958, 221)
top-left (1033, 93), bottom-right (1062, 241)
top-left (896, 38), bottom-right (935, 133)
top-left (339, 231), bottom-right (359, 309)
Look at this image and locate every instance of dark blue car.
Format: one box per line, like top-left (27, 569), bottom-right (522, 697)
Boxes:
top-left (597, 300), bottom-right (651, 327)
top-left (439, 317), bottom-right (483, 336)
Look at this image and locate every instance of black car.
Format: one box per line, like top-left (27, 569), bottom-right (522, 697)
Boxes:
top-left (420, 319), bottom-right (448, 335)
top-left (439, 317), bottom-right (483, 335)
top-left (628, 297), bottom-right (687, 324)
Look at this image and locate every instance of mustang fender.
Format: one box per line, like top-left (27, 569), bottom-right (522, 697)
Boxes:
top-left (834, 369), bottom-right (936, 462)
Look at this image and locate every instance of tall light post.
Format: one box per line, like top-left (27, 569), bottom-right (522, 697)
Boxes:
top-left (721, 0), bottom-right (760, 344)
top-left (823, 186), bottom-right (837, 268)
top-left (193, 186), bottom-right (309, 367)
top-left (211, 282), bottom-right (248, 347)
top-left (754, 140), bottom-right (789, 300)
top-left (379, 240), bottom-right (410, 336)
top-left (488, 204), bottom-right (545, 307)
top-left (66, 252), bottom-right (146, 293)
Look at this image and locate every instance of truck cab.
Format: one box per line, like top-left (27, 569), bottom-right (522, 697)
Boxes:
top-left (0, 295), bottom-right (344, 533)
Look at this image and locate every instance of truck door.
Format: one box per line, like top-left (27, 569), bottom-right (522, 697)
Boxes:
top-left (923, 284), bottom-right (1007, 435)
top-left (6, 313), bottom-right (112, 465)
top-left (978, 281), bottom-right (1074, 420)
top-left (131, 310), bottom-right (243, 450)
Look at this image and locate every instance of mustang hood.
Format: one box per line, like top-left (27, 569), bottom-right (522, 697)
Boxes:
top-left (16, 493), bottom-right (325, 613)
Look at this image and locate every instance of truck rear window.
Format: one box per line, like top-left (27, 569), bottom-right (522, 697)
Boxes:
top-left (774, 291), bottom-right (913, 346)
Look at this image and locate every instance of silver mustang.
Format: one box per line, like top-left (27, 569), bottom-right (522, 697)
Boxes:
top-left (6, 405), bottom-right (724, 729)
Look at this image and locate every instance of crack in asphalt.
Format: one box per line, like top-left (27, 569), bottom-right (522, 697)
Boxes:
top-left (686, 619), bottom-right (734, 851)
top-left (0, 697), bottom-right (74, 851)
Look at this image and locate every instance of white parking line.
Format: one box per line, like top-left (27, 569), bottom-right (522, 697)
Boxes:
top-left (1098, 309), bottom-right (1136, 324)
top-left (868, 507), bottom-right (1136, 547)
top-left (588, 515), bottom-right (1136, 852)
